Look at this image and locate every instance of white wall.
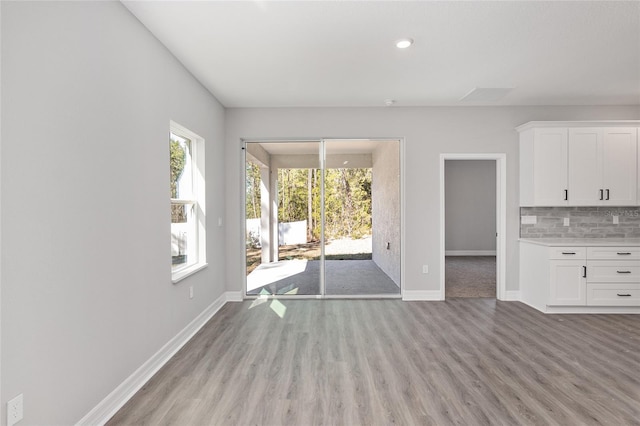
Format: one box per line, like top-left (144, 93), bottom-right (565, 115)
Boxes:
top-left (1, 2), bottom-right (226, 424)
top-left (445, 160), bottom-right (496, 252)
top-left (372, 142), bottom-right (401, 285)
top-left (225, 106), bottom-right (640, 295)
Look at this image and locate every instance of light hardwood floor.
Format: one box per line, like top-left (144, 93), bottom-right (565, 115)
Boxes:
top-left (107, 299), bottom-right (640, 425)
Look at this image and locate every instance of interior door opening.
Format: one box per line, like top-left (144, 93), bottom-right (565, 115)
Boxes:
top-left (444, 160), bottom-right (497, 298)
top-left (244, 139), bottom-right (401, 298)
top-left (440, 154), bottom-right (507, 300)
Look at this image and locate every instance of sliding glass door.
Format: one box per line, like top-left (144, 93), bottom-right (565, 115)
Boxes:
top-left (245, 141), bottom-right (322, 296)
top-left (244, 139), bottom-right (401, 297)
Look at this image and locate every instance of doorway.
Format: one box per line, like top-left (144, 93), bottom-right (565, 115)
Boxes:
top-left (244, 139), bottom-right (402, 298)
top-left (439, 154), bottom-right (506, 300)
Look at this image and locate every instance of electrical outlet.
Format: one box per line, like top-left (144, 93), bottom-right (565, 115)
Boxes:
top-left (422, 265), bottom-right (429, 274)
top-left (189, 286), bottom-right (194, 299)
top-left (7, 394), bottom-right (23, 426)
top-left (563, 218), bottom-right (570, 226)
top-left (613, 215), bottom-right (619, 225)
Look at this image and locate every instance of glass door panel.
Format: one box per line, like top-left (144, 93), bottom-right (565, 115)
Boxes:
top-left (245, 141), bottom-right (322, 296)
top-left (323, 139), bottom-right (401, 296)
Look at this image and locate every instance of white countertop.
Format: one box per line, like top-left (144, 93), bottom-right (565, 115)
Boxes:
top-left (519, 238), bottom-right (640, 247)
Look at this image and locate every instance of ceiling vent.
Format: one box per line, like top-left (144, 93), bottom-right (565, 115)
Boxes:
top-left (460, 87), bottom-right (514, 102)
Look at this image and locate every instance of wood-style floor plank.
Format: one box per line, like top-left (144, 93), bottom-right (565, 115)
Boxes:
top-left (107, 299), bottom-right (640, 426)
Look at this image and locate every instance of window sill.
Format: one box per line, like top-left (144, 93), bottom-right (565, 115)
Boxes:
top-left (172, 262), bottom-right (208, 284)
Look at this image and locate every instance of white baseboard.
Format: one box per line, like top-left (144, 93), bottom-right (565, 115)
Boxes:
top-left (502, 290), bottom-right (521, 301)
top-left (225, 291), bottom-right (243, 302)
top-left (402, 290), bottom-right (443, 301)
top-left (77, 291), bottom-right (238, 426)
top-left (445, 250), bottom-right (497, 256)
top-left (544, 306), bottom-right (640, 314)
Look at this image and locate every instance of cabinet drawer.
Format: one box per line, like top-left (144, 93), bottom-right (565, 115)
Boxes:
top-left (586, 247), bottom-right (640, 260)
top-left (587, 261), bottom-right (640, 282)
top-left (587, 284), bottom-right (640, 306)
top-left (549, 247), bottom-right (586, 260)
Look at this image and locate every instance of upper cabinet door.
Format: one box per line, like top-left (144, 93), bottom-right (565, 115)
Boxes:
top-left (568, 128), bottom-right (603, 205)
top-left (532, 128), bottom-right (568, 206)
top-left (602, 128), bottom-right (637, 206)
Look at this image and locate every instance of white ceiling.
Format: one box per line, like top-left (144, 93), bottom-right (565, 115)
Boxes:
top-left (122, 1), bottom-right (640, 108)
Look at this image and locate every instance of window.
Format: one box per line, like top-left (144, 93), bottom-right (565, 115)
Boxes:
top-left (170, 121), bottom-right (206, 282)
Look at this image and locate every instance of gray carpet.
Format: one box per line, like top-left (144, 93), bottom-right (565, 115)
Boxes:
top-left (247, 259), bottom-right (400, 296)
top-left (445, 256), bottom-right (496, 298)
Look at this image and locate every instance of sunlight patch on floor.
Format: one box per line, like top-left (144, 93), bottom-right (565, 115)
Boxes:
top-left (246, 259), bottom-right (308, 292)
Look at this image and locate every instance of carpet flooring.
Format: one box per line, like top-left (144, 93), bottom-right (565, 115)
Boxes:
top-left (247, 259), bottom-right (400, 296)
top-left (445, 256), bottom-right (496, 298)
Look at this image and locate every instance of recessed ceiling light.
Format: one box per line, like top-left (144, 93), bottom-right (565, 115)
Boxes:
top-left (396, 38), bottom-right (413, 49)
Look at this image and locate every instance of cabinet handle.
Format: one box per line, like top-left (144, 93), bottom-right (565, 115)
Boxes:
top-left (561, 252), bottom-right (576, 255)
top-left (599, 189), bottom-right (604, 200)
top-left (617, 294), bottom-right (632, 297)
top-left (582, 266), bottom-right (587, 278)
top-left (606, 189), bottom-right (610, 200)
top-left (617, 252), bottom-right (632, 255)
top-left (616, 271), bottom-right (632, 274)
top-left (564, 189), bottom-right (568, 201)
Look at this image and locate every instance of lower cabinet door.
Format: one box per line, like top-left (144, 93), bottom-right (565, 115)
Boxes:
top-left (549, 260), bottom-right (587, 305)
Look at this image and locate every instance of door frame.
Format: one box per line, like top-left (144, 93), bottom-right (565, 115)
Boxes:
top-left (241, 137), bottom-right (405, 300)
top-left (439, 153), bottom-right (507, 300)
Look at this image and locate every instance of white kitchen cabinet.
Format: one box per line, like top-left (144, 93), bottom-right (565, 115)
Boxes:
top-left (549, 259), bottom-right (587, 305)
top-left (519, 127), bottom-right (568, 206)
top-left (602, 128), bottom-right (637, 205)
top-left (517, 121), bottom-right (639, 207)
top-left (586, 284), bottom-right (640, 306)
top-left (520, 240), bottom-right (640, 313)
top-left (568, 127), bottom-right (637, 205)
top-left (568, 128), bottom-right (602, 205)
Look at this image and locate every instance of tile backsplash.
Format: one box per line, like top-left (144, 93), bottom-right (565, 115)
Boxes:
top-left (520, 207), bottom-right (640, 238)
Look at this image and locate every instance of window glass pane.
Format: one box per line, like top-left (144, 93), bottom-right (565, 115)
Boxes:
top-left (170, 130), bottom-right (197, 272)
top-left (171, 203), bottom-right (192, 268)
top-left (170, 133), bottom-right (192, 200)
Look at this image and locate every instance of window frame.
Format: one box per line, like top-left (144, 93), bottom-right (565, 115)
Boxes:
top-left (170, 121), bottom-right (207, 283)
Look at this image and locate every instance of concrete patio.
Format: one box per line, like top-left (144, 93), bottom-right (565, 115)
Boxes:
top-left (247, 259), bottom-right (400, 296)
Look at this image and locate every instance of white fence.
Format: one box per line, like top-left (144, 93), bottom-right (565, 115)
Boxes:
top-left (246, 219), bottom-right (307, 247)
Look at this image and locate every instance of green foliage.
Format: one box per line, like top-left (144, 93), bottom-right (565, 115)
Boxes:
top-left (245, 158), bottom-right (373, 241)
top-left (323, 168), bottom-right (372, 239)
top-left (245, 162), bottom-right (262, 219)
top-left (170, 140), bottom-right (186, 198)
top-left (170, 140), bottom-right (187, 223)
